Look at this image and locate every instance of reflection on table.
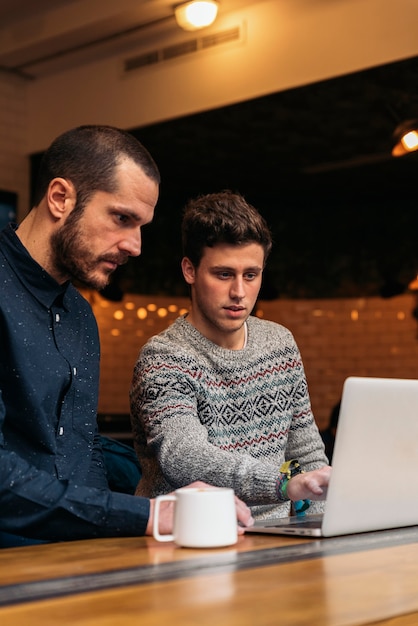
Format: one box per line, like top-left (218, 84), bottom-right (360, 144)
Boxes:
top-left (1, 527), bottom-right (418, 625)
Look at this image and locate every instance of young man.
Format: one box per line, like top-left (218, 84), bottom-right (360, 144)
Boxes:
top-left (130, 190), bottom-right (330, 521)
top-left (0, 127), bottom-right (252, 546)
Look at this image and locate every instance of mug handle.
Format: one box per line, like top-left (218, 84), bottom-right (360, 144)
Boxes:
top-left (153, 494), bottom-right (176, 542)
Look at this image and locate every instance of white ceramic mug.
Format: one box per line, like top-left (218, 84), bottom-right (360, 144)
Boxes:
top-left (152, 486), bottom-right (238, 548)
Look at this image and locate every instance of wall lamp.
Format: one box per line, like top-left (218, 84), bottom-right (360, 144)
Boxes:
top-left (174, 1), bottom-right (219, 31)
top-left (408, 274), bottom-right (418, 338)
top-left (392, 119), bottom-right (418, 157)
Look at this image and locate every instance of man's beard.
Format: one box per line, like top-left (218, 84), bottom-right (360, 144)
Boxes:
top-left (50, 208), bottom-right (126, 291)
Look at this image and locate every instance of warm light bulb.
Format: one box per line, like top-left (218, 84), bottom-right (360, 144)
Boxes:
top-left (136, 307), bottom-right (148, 320)
top-left (401, 130), bottom-right (418, 152)
top-left (175, 1), bottom-right (219, 31)
top-left (392, 121), bottom-right (418, 156)
top-left (408, 274), bottom-right (418, 292)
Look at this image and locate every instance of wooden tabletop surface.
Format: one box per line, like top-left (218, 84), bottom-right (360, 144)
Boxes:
top-left (1, 527), bottom-right (418, 625)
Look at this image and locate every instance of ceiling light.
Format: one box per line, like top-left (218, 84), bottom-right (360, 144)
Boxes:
top-left (174, 1), bottom-right (219, 31)
top-left (392, 119), bottom-right (418, 156)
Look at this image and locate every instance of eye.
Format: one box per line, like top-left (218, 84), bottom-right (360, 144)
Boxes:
top-left (245, 272), bottom-right (258, 281)
top-left (217, 271), bottom-right (232, 279)
top-left (113, 213), bottom-right (132, 227)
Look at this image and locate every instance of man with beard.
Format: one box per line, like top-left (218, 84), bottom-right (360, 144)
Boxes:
top-left (0, 126), bottom-right (253, 547)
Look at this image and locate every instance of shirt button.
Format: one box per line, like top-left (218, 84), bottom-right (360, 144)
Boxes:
top-left (59, 427), bottom-right (64, 436)
top-left (55, 313), bottom-right (60, 323)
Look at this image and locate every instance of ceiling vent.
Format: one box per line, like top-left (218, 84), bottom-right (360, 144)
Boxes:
top-left (123, 25), bottom-right (242, 73)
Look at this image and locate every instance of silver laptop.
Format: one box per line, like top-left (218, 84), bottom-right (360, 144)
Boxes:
top-left (246, 376), bottom-right (418, 537)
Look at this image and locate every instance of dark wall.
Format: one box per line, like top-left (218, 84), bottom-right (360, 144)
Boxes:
top-left (30, 58), bottom-right (418, 299)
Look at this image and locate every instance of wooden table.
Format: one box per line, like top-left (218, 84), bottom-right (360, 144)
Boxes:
top-left (1, 527), bottom-right (418, 625)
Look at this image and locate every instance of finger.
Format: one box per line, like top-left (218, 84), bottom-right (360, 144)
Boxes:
top-left (234, 496), bottom-right (254, 527)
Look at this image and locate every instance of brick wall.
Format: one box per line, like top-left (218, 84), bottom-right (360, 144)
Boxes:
top-left (258, 295), bottom-right (418, 428)
top-left (0, 73), bottom-right (29, 218)
top-left (89, 291), bottom-right (418, 430)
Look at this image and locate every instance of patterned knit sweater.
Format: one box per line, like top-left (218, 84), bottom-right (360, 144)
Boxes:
top-left (130, 315), bottom-right (328, 520)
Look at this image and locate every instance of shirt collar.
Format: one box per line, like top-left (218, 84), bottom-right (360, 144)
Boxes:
top-left (1, 223), bottom-right (70, 310)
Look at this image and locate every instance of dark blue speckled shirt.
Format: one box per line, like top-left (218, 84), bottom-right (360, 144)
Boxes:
top-left (0, 224), bottom-right (149, 541)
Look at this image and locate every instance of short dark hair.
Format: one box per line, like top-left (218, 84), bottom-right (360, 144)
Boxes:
top-left (181, 190), bottom-right (273, 266)
top-left (32, 125), bottom-right (160, 209)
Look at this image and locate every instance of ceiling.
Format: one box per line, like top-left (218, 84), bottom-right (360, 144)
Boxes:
top-left (0, 0), bottom-right (255, 77)
top-left (3, 0), bottom-right (418, 179)
top-left (2, 0), bottom-right (418, 298)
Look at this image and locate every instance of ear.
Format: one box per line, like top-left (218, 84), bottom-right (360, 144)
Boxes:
top-left (181, 257), bottom-right (196, 285)
top-left (47, 178), bottom-right (76, 220)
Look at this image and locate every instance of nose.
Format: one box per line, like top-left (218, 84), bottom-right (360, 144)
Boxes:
top-left (119, 228), bottom-right (142, 257)
top-left (230, 276), bottom-right (245, 300)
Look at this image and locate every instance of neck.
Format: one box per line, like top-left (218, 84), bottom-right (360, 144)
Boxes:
top-left (186, 311), bottom-right (248, 350)
top-left (16, 209), bottom-right (57, 279)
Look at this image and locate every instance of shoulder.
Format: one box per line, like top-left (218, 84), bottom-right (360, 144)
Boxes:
top-left (139, 316), bottom-right (197, 360)
top-left (133, 318), bottom-right (205, 386)
top-left (247, 315), bottom-right (296, 346)
top-left (68, 285), bottom-right (95, 313)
